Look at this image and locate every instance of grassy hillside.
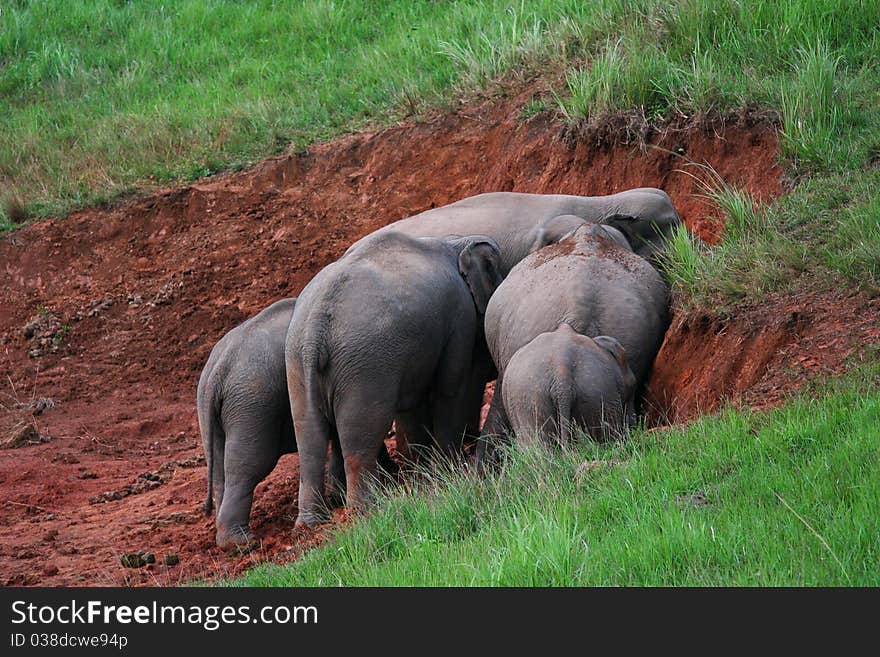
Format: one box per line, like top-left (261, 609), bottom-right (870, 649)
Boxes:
top-left (3, 1), bottom-right (879, 307)
top-left (233, 369), bottom-right (879, 586)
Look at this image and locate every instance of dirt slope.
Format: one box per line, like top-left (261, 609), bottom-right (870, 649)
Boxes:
top-left (1, 85), bottom-right (874, 586)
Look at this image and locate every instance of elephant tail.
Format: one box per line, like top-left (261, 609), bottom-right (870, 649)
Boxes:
top-left (203, 413), bottom-right (215, 518)
top-left (197, 376), bottom-right (224, 518)
top-left (553, 385), bottom-right (573, 447)
top-left (301, 304), bottom-right (332, 375)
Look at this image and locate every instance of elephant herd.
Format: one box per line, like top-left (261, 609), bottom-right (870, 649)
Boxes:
top-left (197, 188), bottom-right (682, 549)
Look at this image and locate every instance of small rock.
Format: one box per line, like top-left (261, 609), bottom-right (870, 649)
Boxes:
top-left (163, 553), bottom-right (180, 566)
top-left (43, 565), bottom-right (59, 576)
top-left (27, 397), bottom-right (56, 415)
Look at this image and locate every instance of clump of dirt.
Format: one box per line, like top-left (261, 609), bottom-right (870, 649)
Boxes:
top-left (89, 455), bottom-right (205, 504)
top-left (22, 310), bottom-right (70, 358)
top-left (0, 79), bottom-right (869, 587)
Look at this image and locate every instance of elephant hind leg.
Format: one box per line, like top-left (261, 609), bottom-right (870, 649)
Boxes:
top-left (294, 409), bottom-right (333, 527)
top-left (335, 402), bottom-right (394, 513)
top-left (395, 401), bottom-right (433, 465)
top-left (327, 428), bottom-right (345, 509)
top-left (215, 423), bottom-right (282, 550)
top-left (476, 372), bottom-right (513, 472)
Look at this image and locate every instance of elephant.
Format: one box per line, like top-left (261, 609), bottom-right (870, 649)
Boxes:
top-left (197, 297), bottom-right (395, 549)
top-left (197, 298), bottom-right (297, 550)
top-left (286, 231), bottom-right (504, 527)
top-left (502, 324), bottom-right (637, 446)
top-left (347, 188), bottom-right (681, 275)
top-left (480, 222), bottom-right (670, 452)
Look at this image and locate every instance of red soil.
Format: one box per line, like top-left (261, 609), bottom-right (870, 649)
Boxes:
top-left (0, 85), bottom-right (871, 587)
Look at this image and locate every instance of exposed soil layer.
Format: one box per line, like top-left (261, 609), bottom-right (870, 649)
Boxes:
top-left (0, 85), bottom-right (868, 587)
top-left (646, 289), bottom-right (880, 421)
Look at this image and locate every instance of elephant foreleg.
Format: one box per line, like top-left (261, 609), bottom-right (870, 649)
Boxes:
top-left (476, 371), bottom-right (513, 472)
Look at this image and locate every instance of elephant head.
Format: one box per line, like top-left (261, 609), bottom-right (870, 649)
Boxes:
top-left (446, 235), bottom-right (504, 314)
top-left (602, 210), bottom-right (681, 264)
top-left (527, 214), bottom-right (588, 254)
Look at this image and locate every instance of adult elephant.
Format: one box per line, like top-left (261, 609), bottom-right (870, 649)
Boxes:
top-left (198, 298), bottom-right (394, 550)
top-left (286, 232), bottom-right (503, 527)
top-left (348, 188), bottom-right (681, 275)
top-left (480, 222), bottom-right (670, 453)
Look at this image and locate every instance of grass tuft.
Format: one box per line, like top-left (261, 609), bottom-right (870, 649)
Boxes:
top-left (780, 41), bottom-right (846, 171)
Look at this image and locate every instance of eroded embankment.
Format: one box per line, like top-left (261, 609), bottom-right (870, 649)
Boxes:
top-left (2, 85), bottom-right (873, 587)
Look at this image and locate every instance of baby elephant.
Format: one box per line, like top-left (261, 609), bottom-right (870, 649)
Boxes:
top-left (501, 323), bottom-right (637, 446)
top-left (197, 298), bottom-right (299, 550)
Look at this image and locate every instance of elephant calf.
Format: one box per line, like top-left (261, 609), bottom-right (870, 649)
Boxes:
top-left (197, 298), bottom-right (298, 550)
top-left (502, 324), bottom-right (636, 445)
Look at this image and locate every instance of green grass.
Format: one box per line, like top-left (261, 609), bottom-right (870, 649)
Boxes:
top-left (4, 1), bottom-right (880, 586)
top-left (230, 370), bottom-right (880, 586)
top-left (557, 1), bottom-right (880, 172)
top-left (3, 1), bottom-right (880, 233)
top-left (0, 0), bottom-right (580, 228)
top-left (662, 167), bottom-right (880, 311)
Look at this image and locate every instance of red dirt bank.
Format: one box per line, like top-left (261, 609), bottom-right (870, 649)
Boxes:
top-left (1, 88), bottom-right (874, 586)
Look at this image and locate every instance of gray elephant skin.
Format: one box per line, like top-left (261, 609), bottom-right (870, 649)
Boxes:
top-left (482, 223), bottom-right (670, 444)
top-left (349, 188), bottom-right (681, 275)
top-left (286, 232), bottom-right (503, 527)
top-left (197, 298), bottom-right (298, 550)
top-left (502, 324), bottom-right (637, 445)
top-left (198, 297), bottom-right (396, 549)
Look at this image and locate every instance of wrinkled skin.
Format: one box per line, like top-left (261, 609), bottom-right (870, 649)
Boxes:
top-left (286, 232), bottom-right (503, 527)
top-left (348, 188), bottom-right (681, 275)
top-left (198, 298), bottom-right (393, 550)
top-left (502, 325), bottom-right (637, 446)
top-left (197, 298), bottom-right (298, 550)
top-left (481, 223), bottom-right (670, 456)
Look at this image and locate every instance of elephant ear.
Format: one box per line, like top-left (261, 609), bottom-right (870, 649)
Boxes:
top-left (601, 213), bottom-right (640, 250)
top-left (597, 225), bottom-right (632, 251)
top-left (593, 335), bottom-right (629, 370)
top-left (456, 236), bottom-right (503, 314)
top-left (528, 214), bottom-right (587, 253)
